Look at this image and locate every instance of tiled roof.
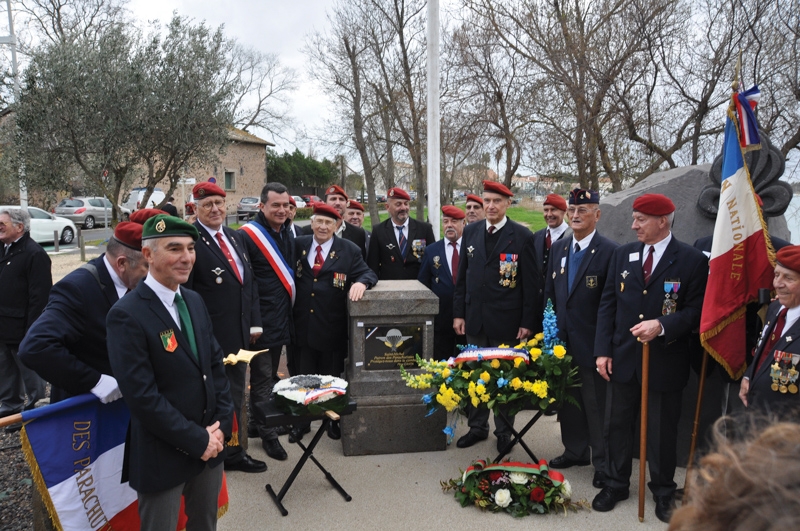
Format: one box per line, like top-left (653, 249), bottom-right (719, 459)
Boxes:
top-left (227, 127), bottom-right (275, 146)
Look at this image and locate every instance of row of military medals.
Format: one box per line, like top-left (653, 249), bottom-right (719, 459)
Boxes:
top-left (662, 279), bottom-right (679, 315)
top-left (499, 253), bottom-right (518, 288)
top-left (770, 351), bottom-right (800, 394)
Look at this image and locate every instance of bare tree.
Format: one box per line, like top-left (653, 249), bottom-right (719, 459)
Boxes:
top-left (18, 0), bottom-right (128, 46)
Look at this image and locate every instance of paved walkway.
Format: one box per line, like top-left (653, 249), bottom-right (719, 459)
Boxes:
top-left (219, 410), bottom-right (679, 531)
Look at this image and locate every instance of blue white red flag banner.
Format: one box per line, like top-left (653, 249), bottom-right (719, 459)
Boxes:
top-left (20, 394), bottom-right (228, 530)
top-left (241, 222), bottom-right (296, 305)
top-left (700, 85), bottom-right (774, 378)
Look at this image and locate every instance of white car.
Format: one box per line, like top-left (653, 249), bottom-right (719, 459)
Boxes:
top-left (0, 205), bottom-right (78, 244)
top-left (291, 196), bottom-right (307, 208)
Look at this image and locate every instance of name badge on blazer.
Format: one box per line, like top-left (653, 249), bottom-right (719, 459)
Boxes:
top-left (160, 329), bottom-right (178, 352)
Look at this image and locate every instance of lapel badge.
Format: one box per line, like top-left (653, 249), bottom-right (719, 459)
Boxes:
top-left (467, 246), bottom-right (475, 258)
top-left (386, 243), bottom-right (396, 250)
top-left (621, 270), bottom-right (629, 279)
top-left (211, 267), bottom-right (224, 284)
top-left (302, 249), bottom-right (307, 256)
top-left (433, 256), bottom-right (441, 269)
top-left (586, 276), bottom-right (598, 289)
top-left (620, 282), bottom-right (625, 292)
top-left (787, 336), bottom-right (793, 343)
top-left (329, 251), bottom-right (337, 260)
top-left (160, 329), bottom-right (178, 352)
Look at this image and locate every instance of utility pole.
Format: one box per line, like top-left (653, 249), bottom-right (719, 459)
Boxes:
top-left (0, 0), bottom-right (26, 207)
top-left (426, 0), bottom-right (440, 236)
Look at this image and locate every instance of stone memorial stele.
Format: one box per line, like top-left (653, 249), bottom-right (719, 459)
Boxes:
top-left (342, 280), bottom-right (446, 455)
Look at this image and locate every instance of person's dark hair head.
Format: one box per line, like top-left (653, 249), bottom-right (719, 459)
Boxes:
top-left (260, 182), bottom-right (288, 203)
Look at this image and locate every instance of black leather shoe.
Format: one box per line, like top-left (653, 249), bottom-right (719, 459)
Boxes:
top-left (456, 431), bottom-right (488, 448)
top-left (247, 424), bottom-right (258, 439)
top-left (262, 439), bottom-right (287, 461)
top-left (327, 420), bottom-right (341, 440)
top-left (592, 471), bottom-right (608, 489)
top-left (654, 495), bottom-right (675, 523)
top-left (288, 425), bottom-right (311, 443)
top-left (496, 434), bottom-right (512, 453)
top-left (592, 486), bottom-right (629, 512)
top-left (225, 453), bottom-right (268, 473)
top-left (276, 425), bottom-right (290, 436)
top-left (549, 454), bottom-right (591, 469)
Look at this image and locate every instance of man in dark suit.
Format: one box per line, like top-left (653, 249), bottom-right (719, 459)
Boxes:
top-left (418, 205), bottom-right (466, 358)
top-left (108, 214), bottom-right (233, 530)
top-left (740, 245), bottom-right (800, 412)
top-left (304, 185), bottom-right (367, 258)
top-left (533, 194), bottom-right (571, 325)
top-left (293, 204), bottom-right (377, 438)
top-left (367, 187), bottom-right (436, 280)
top-left (19, 222), bottom-right (149, 404)
top-left (162, 196), bottom-right (179, 217)
top-left (345, 199), bottom-right (370, 249)
top-left (240, 182), bottom-right (294, 455)
top-left (464, 194), bottom-right (485, 225)
top-left (592, 194), bottom-right (708, 523)
top-left (183, 182), bottom-right (266, 474)
top-left (543, 189), bottom-right (618, 489)
top-left (0, 208), bottom-right (51, 419)
top-left (453, 180), bottom-right (538, 451)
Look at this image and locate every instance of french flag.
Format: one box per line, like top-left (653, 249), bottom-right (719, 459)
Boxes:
top-left (700, 86), bottom-right (774, 378)
top-left (20, 394), bottom-right (228, 530)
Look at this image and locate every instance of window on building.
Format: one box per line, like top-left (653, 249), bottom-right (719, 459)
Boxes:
top-left (224, 171), bottom-right (235, 191)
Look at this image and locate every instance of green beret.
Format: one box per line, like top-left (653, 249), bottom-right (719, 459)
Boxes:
top-left (142, 214), bottom-right (199, 241)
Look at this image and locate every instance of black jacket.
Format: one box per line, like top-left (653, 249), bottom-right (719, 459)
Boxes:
top-left (367, 217), bottom-right (436, 280)
top-left (0, 232), bottom-right (52, 345)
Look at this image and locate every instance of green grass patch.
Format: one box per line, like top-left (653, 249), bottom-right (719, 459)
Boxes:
top-left (361, 204), bottom-right (545, 234)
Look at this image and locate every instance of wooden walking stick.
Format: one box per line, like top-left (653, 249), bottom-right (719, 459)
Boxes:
top-left (639, 340), bottom-right (650, 523)
top-left (683, 350), bottom-right (709, 504)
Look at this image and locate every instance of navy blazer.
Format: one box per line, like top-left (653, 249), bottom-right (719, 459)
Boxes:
top-left (594, 236), bottom-right (708, 393)
top-left (303, 220), bottom-right (368, 258)
top-left (293, 235), bottom-right (377, 352)
top-left (532, 226), bottom-right (571, 325)
top-left (544, 233), bottom-right (619, 369)
top-left (184, 224), bottom-right (260, 356)
top-left (744, 301), bottom-right (800, 411)
top-left (367, 217), bottom-right (436, 280)
top-left (453, 218), bottom-right (538, 340)
top-left (107, 281), bottom-right (233, 493)
top-left (20, 256), bottom-right (118, 402)
top-left (418, 238), bottom-right (457, 335)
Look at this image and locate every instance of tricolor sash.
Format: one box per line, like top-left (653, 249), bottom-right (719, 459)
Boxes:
top-left (241, 222), bottom-right (296, 305)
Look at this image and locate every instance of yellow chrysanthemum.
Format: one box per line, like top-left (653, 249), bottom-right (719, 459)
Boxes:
top-left (513, 357), bottom-right (525, 368)
top-left (480, 371), bottom-right (491, 382)
top-left (490, 359), bottom-right (500, 369)
top-left (498, 343), bottom-right (509, 348)
top-left (439, 383), bottom-right (448, 394)
top-left (510, 377), bottom-right (523, 390)
top-left (480, 393), bottom-right (490, 403)
top-left (553, 345), bottom-right (566, 359)
top-left (471, 396), bottom-right (480, 408)
top-left (442, 368), bottom-right (451, 378)
top-left (461, 371), bottom-right (470, 379)
top-left (532, 380), bottom-right (549, 399)
top-left (529, 348), bottom-right (542, 361)
top-left (514, 342), bottom-right (526, 349)
top-left (476, 384), bottom-right (486, 395)
top-left (522, 381), bottom-right (534, 392)
top-left (468, 381), bottom-right (477, 391)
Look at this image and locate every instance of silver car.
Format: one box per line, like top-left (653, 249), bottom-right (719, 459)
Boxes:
top-left (0, 205), bottom-right (77, 244)
top-left (54, 197), bottom-right (131, 229)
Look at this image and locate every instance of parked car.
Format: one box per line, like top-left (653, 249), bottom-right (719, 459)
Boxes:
top-left (0, 205), bottom-right (77, 244)
top-left (301, 195), bottom-right (321, 207)
top-left (54, 197), bottom-right (131, 229)
top-left (291, 196), bottom-right (307, 209)
top-left (375, 194), bottom-right (387, 203)
top-left (237, 196), bottom-right (260, 220)
top-left (120, 188), bottom-right (167, 213)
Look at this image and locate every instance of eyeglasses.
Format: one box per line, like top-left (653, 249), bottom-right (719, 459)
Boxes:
top-left (198, 199), bottom-right (225, 211)
top-left (567, 207), bottom-right (597, 216)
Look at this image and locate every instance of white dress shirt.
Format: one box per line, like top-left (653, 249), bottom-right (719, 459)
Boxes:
top-left (393, 219), bottom-right (410, 246)
top-left (199, 221), bottom-right (244, 281)
top-left (307, 237), bottom-right (335, 269)
top-left (445, 237), bottom-right (462, 273)
top-left (548, 220), bottom-right (569, 242)
top-left (642, 232), bottom-right (673, 273)
top-left (485, 216), bottom-right (508, 233)
top-left (144, 274), bottom-right (182, 330)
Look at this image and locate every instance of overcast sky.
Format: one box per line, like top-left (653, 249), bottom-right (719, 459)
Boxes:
top-left (128, 0), bottom-right (336, 155)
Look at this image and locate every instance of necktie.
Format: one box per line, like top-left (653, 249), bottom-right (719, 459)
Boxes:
top-left (643, 246), bottom-right (654, 284)
top-left (396, 226), bottom-right (407, 258)
top-left (3, 244), bottom-right (9, 257)
top-left (215, 233), bottom-right (242, 284)
top-left (313, 245), bottom-right (324, 276)
top-left (488, 226), bottom-right (496, 234)
top-left (574, 243), bottom-right (580, 254)
top-left (450, 241), bottom-right (459, 283)
top-left (756, 308), bottom-right (788, 373)
top-left (174, 292), bottom-right (197, 359)
top-left (545, 230), bottom-right (552, 250)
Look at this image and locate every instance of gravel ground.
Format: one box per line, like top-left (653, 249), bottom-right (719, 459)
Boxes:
top-left (1, 252), bottom-right (96, 530)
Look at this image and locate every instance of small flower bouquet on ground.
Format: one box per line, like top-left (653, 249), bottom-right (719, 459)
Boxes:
top-left (441, 459), bottom-right (587, 516)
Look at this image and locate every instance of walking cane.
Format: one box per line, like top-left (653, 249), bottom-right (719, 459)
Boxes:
top-left (683, 350), bottom-right (709, 504)
top-left (639, 340), bottom-right (650, 523)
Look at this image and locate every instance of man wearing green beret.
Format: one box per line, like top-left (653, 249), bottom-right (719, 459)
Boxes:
top-left (107, 214), bottom-right (234, 530)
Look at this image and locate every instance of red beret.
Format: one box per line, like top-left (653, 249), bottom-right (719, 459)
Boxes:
top-left (129, 208), bottom-right (168, 225)
top-left (112, 221), bottom-right (143, 251)
top-left (288, 196), bottom-right (296, 207)
top-left (483, 180), bottom-right (513, 197)
top-left (777, 246), bottom-right (800, 273)
top-left (543, 193), bottom-right (567, 211)
top-left (325, 185), bottom-right (348, 200)
top-left (193, 182), bottom-right (226, 199)
top-left (465, 194), bottom-right (484, 206)
top-left (387, 187), bottom-right (411, 201)
top-left (632, 193), bottom-right (675, 216)
top-left (442, 206), bottom-right (465, 220)
top-left (346, 199), bottom-right (364, 212)
top-left (313, 203), bottom-right (341, 220)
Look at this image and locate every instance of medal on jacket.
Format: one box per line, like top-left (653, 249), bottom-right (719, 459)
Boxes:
top-left (160, 329), bottom-right (178, 352)
top-left (499, 253), bottom-right (518, 288)
top-left (211, 267), bottom-right (224, 284)
top-left (333, 272), bottom-right (346, 289)
top-left (467, 246), bottom-right (474, 258)
top-left (560, 256), bottom-right (566, 275)
top-left (662, 278), bottom-right (680, 315)
top-left (296, 259), bottom-right (303, 278)
top-left (433, 256), bottom-right (441, 269)
top-left (769, 351), bottom-right (798, 393)
top-left (412, 239), bottom-right (426, 259)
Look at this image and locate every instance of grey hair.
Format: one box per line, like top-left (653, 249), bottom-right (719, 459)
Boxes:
top-left (666, 211), bottom-right (675, 226)
top-left (106, 237), bottom-right (144, 268)
top-left (142, 238), bottom-right (158, 251)
top-left (0, 208), bottom-right (31, 232)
